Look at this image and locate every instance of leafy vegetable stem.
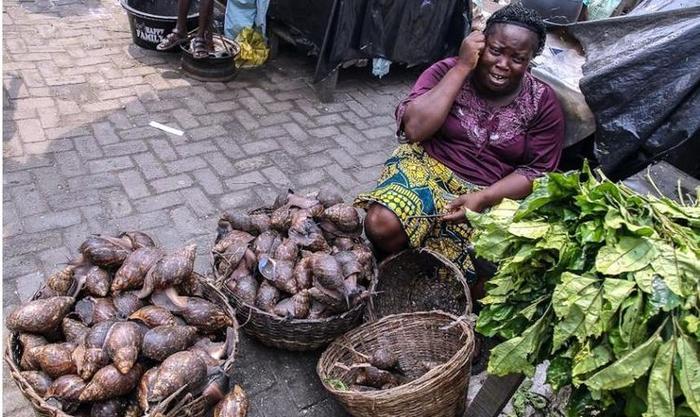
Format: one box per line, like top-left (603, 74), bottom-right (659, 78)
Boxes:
top-left (644, 166), bottom-right (665, 199)
top-left (677, 179), bottom-right (685, 207)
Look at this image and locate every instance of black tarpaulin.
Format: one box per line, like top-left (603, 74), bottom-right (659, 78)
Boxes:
top-left (267, 0), bottom-right (469, 82)
top-left (567, 4), bottom-right (700, 179)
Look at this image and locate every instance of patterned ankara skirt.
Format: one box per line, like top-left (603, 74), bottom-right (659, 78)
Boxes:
top-left (354, 144), bottom-right (482, 283)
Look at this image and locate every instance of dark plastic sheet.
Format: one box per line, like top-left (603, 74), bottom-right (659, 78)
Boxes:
top-left (567, 4), bottom-right (700, 179)
top-left (267, 0), bottom-right (469, 82)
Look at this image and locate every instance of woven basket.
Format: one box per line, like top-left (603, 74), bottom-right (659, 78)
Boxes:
top-left (219, 260), bottom-right (376, 351)
top-left (4, 273), bottom-right (238, 417)
top-left (317, 311), bottom-right (474, 417)
top-left (366, 248), bottom-right (472, 321)
top-left (214, 207), bottom-right (376, 351)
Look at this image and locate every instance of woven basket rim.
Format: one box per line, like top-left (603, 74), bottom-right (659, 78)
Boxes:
top-left (317, 310), bottom-right (474, 398)
top-left (5, 272), bottom-right (239, 417)
top-left (223, 285), bottom-right (367, 325)
top-left (367, 248), bottom-right (473, 321)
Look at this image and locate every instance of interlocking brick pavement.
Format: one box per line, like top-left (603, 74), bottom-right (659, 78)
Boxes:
top-left (2, 0), bottom-right (422, 415)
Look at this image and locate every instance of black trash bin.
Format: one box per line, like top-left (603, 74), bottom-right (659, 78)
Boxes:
top-left (120, 0), bottom-right (200, 50)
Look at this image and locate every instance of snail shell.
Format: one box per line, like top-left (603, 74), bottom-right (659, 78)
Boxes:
top-left (370, 347), bottom-right (399, 370)
top-left (252, 230), bottom-right (282, 257)
top-left (334, 251), bottom-right (363, 278)
top-left (273, 290), bottom-right (311, 319)
top-left (142, 325), bottom-right (198, 362)
top-left (18, 333), bottom-right (48, 371)
top-left (118, 231), bottom-right (156, 249)
top-left (310, 253), bottom-right (345, 293)
top-left (137, 366), bottom-right (158, 412)
top-left (6, 296), bottom-right (74, 334)
top-left (323, 204), bottom-right (361, 232)
top-left (259, 257), bottom-right (298, 295)
top-left (46, 374), bottom-right (86, 402)
top-left (273, 239), bottom-right (298, 262)
top-left (202, 372), bottom-right (229, 408)
top-left (214, 231), bottom-right (255, 254)
top-left (288, 211), bottom-right (329, 252)
top-left (270, 205), bottom-right (295, 232)
top-left (30, 342), bottom-right (77, 378)
top-left (227, 274), bottom-right (258, 305)
top-left (90, 397), bottom-right (128, 417)
top-left (255, 281), bottom-right (280, 313)
top-left (112, 291), bottom-right (145, 318)
top-left (79, 320), bottom-right (116, 380)
top-left (137, 244), bottom-right (196, 299)
top-left (75, 297), bottom-right (117, 326)
top-left (20, 371), bottom-right (52, 397)
top-left (249, 213), bottom-right (271, 235)
top-left (79, 236), bottom-right (132, 268)
top-left (104, 321), bottom-right (143, 374)
top-left (221, 211), bottom-right (254, 234)
top-left (292, 257), bottom-right (313, 290)
top-left (79, 364), bottom-right (143, 402)
top-left (112, 247), bottom-right (163, 294)
top-left (46, 266), bottom-right (76, 296)
top-left (129, 305), bottom-right (183, 328)
top-left (85, 266), bottom-right (112, 297)
top-left (309, 286), bottom-right (347, 313)
top-left (333, 237), bottom-right (356, 251)
top-left (213, 385), bottom-right (249, 417)
top-left (178, 297), bottom-right (233, 333)
top-left (308, 300), bottom-right (330, 319)
top-left (62, 317), bottom-right (89, 345)
top-left (148, 351), bottom-right (206, 402)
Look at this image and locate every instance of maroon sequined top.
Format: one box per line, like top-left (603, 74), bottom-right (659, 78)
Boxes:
top-left (396, 57), bottom-right (565, 186)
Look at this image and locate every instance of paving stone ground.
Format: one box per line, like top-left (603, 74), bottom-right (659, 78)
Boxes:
top-left (2, 0), bottom-right (425, 415)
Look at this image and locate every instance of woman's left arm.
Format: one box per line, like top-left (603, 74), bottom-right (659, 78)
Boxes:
top-left (442, 172), bottom-right (532, 220)
top-left (443, 85), bottom-right (566, 222)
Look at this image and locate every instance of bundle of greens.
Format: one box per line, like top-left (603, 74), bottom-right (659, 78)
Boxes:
top-left (469, 164), bottom-right (700, 416)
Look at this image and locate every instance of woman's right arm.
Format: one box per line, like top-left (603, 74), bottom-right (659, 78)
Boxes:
top-left (402, 31), bottom-right (486, 142)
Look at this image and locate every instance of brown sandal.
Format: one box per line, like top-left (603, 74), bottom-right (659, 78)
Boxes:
top-left (157, 30), bottom-right (187, 51)
top-left (190, 36), bottom-right (211, 59)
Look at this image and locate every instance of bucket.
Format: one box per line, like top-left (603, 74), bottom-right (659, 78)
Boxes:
top-left (120, 0), bottom-right (200, 50)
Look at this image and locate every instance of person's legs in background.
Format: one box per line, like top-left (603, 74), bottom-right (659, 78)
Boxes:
top-left (156, 0), bottom-right (191, 50)
top-left (191, 0), bottom-right (214, 58)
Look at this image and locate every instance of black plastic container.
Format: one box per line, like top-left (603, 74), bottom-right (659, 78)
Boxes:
top-left (120, 0), bottom-right (200, 50)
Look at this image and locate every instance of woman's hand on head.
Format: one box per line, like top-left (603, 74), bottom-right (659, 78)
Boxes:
top-left (457, 31), bottom-right (486, 71)
top-left (441, 191), bottom-right (491, 223)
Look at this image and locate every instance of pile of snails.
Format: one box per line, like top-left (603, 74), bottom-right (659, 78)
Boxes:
top-left (338, 347), bottom-right (441, 392)
top-left (215, 189), bottom-right (375, 319)
top-left (6, 231), bottom-right (248, 417)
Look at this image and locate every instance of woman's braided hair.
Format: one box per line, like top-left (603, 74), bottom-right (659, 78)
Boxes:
top-left (484, 3), bottom-right (547, 56)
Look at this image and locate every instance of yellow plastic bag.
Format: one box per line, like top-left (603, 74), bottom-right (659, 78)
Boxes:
top-left (234, 27), bottom-right (269, 68)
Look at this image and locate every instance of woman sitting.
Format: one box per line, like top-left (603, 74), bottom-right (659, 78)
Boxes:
top-left (355, 4), bottom-right (565, 297)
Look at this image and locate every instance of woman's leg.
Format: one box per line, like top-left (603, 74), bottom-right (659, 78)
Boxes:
top-left (363, 203), bottom-right (409, 259)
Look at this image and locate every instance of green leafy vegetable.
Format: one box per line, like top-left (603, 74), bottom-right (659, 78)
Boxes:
top-left (472, 167), bottom-right (700, 415)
